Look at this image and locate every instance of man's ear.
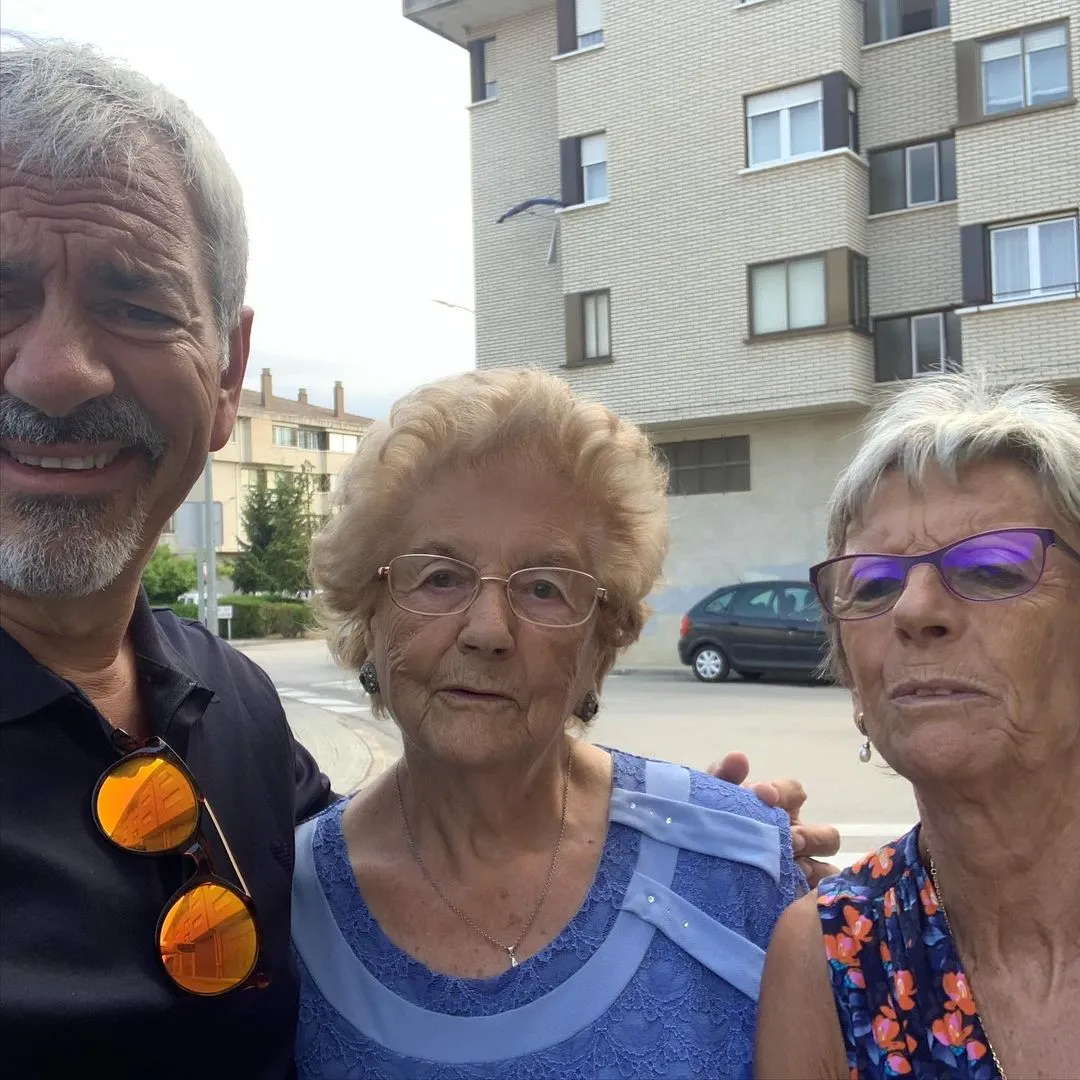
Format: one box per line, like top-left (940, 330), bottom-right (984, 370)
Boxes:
top-left (209, 307), bottom-right (253, 452)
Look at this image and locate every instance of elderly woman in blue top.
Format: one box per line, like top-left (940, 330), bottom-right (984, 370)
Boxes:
top-left (295, 369), bottom-right (802, 1078)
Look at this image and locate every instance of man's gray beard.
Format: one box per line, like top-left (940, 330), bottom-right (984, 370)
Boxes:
top-left (0, 491), bottom-right (149, 599)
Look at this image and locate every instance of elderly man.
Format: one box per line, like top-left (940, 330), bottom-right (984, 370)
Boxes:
top-left (0, 38), bottom-right (837, 1079)
top-left (0, 40), bottom-right (331, 1078)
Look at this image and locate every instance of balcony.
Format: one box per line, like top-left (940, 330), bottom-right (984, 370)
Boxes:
top-left (404, 0), bottom-right (547, 46)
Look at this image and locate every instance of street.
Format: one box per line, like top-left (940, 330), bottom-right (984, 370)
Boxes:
top-left (237, 638), bottom-right (918, 867)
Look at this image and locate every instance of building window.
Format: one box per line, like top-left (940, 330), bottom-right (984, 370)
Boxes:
top-left (746, 81), bottom-right (823, 167)
top-left (315, 473), bottom-right (332, 493)
top-left (655, 437), bottom-right (751, 496)
top-left (581, 134), bottom-right (608, 202)
top-left (272, 425), bottom-right (297, 447)
top-left (874, 310), bottom-right (962, 381)
top-left (850, 254), bottom-right (870, 331)
top-left (161, 515), bottom-right (176, 534)
top-left (865, 0), bottom-right (950, 45)
top-left (468, 36), bottom-right (497, 103)
top-left (241, 467), bottom-right (266, 490)
top-left (982, 25), bottom-right (1070, 115)
top-left (327, 432), bottom-right (359, 454)
top-left (582, 290), bottom-right (611, 360)
top-left (989, 216), bottom-right (1079, 303)
top-left (869, 137), bottom-right (956, 214)
top-left (298, 427), bottom-right (327, 451)
top-left (560, 132), bottom-right (609, 206)
top-left (750, 255), bottom-right (827, 334)
top-left (576, 0), bottom-right (603, 48)
top-left (565, 289), bottom-right (612, 365)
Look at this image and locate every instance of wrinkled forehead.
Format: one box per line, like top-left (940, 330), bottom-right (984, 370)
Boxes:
top-left (0, 147), bottom-right (208, 293)
top-left (842, 458), bottom-right (1059, 555)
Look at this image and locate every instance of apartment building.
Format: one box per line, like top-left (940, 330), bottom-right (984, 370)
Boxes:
top-left (406, 0), bottom-right (1080, 663)
top-left (167, 369), bottom-right (372, 557)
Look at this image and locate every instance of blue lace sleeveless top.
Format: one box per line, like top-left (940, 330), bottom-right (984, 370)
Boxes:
top-left (292, 750), bottom-right (801, 1079)
top-left (817, 827), bottom-right (1003, 1080)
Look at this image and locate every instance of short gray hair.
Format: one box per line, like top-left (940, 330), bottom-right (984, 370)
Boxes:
top-left (823, 373), bottom-right (1080, 682)
top-left (0, 35), bottom-right (247, 367)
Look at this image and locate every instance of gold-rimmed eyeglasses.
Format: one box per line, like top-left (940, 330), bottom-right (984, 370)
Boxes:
top-left (377, 554), bottom-right (607, 628)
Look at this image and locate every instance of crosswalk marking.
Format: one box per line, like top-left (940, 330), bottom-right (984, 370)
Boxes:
top-left (276, 686), bottom-right (371, 716)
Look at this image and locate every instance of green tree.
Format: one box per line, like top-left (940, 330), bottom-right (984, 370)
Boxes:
top-left (233, 467), bottom-right (316, 595)
top-left (141, 544), bottom-right (197, 604)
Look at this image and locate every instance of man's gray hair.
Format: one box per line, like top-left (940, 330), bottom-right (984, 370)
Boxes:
top-left (822, 373), bottom-right (1080, 682)
top-left (0, 35), bottom-right (247, 368)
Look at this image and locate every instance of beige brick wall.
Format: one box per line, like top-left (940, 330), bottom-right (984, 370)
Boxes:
top-left (861, 29), bottom-right (957, 149)
top-left (956, 104), bottom-right (1080, 226)
top-left (470, 6), bottom-right (564, 373)
top-left (951, 0), bottom-right (1078, 40)
top-left (960, 299), bottom-right (1080, 386)
top-left (868, 202), bottom-right (962, 314)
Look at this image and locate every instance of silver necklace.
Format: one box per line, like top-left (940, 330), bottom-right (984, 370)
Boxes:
top-left (927, 853), bottom-right (1008, 1080)
top-left (394, 746), bottom-right (573, 971)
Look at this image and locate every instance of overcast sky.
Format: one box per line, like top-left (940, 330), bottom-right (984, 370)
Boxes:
top-left (3, 0), bottom-right (476, 419)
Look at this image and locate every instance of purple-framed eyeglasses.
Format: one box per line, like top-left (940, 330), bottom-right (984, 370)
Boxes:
top-left (810, 527), bottom-right (1080, 622)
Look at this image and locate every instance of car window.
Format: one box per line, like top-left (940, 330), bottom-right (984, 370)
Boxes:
top-left (729, 586), bottom-right (778, 619)
top-left (779, 586), bottom-right (821, 621)
top-left (703, 589), bottom-right (736, 615)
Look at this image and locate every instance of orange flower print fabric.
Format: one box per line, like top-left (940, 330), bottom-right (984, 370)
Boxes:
top-left (817, 827), bottom-right (1000, 1079)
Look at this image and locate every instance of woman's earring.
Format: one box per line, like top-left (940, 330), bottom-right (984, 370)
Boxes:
top-left (856, 712), bottom-right (872, 763)
top-left (578, 691), bottom-right (600, 722)
top-left (359, 661), bottom-right (380, 696)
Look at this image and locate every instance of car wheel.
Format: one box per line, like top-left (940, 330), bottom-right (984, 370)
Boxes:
top-left (692, 645), bottom-right (730, 683)
top-left (740, 671), bottom-right (764, 682)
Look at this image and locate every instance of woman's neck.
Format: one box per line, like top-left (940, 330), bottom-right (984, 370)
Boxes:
top-left (396, 736), bottom-right (610, 873)
top-left (916, 744), bottom-right (1080, 968)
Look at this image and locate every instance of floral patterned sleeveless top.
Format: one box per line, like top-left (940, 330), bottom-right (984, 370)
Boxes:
top-left (816, 826), bottom-right (1002, 1079)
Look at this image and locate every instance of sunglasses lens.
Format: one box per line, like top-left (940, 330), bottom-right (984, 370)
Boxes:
top-left (943, 531), bottom-right (1043, 599)
top-left (95, 756), bottom-right (198, 854)
top-left (159, 881), bottom-right (258, 995)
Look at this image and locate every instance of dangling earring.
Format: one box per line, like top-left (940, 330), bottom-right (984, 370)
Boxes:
top-left (578, 691), bottom-right (600, 722)
top-left (359, 660), bottom-right (380, 696)
top-left (856, 712), bottom-right (872, 763)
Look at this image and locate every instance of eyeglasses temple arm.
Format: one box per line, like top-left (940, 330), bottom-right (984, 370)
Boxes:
top-left (1052, 532), bottom-right (1080, 567)
top-left (202, 798), bottom-right (253, 899)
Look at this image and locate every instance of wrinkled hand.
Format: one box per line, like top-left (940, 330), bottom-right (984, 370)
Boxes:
top-left (708, 752), bottom-right (841, 889)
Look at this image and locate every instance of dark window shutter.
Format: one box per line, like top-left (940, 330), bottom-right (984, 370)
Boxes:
top-left (559, 137), bottom-right (583, 206)
top-left (556, 0), bottom-right (577, 54)
top-left (960, 224), bottom-right (989, 305)
top-left (468, 40), bottom-right (486, 104)
top-left (939, 136), bottom-right (957, 202)
top-left (870, 147), bottom-right (906, 213)
top-left (944, 310), bottom-right (963, 371)
top-left (564, 293), bottom-right (584, 366)
top-left (874, 315), bottom-right (913, 382)
top-left (821, 72), bottom-right (850, 152)
top-left (955, 39), bottom-right (981, 125)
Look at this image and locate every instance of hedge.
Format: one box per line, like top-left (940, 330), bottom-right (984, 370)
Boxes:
top-left (163, 597), bottom-right (314, 639)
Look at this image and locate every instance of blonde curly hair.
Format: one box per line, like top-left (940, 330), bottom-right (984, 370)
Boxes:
top-left (309, 368), bottom-right (669, 715)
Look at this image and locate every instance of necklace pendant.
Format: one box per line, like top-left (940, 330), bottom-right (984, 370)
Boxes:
top-left (507, 947), bottom-right (518, 969)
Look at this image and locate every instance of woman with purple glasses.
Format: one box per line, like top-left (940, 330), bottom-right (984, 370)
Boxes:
top-left (755, 375), bottom-right (1080, 1080)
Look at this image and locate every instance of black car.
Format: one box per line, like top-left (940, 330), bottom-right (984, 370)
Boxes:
top-left (677, 579), bottom-right (828, 682)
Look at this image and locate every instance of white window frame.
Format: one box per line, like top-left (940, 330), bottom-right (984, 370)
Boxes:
top-left (272, 424), bottom-right (297, 448)
top-left (582, 290), bottom-right (611, 359)
top-left (580, 133), bottom-right (608, 203)
top-left (576, 0), bottom-right (603, 48)
top-left (746, 81), bottom-right (823, 167)
top-left (982, 25), bottom-right (1069, 114)
top-left (910, 313), bottom-right (946, 376)
top-left (905, 142), bottom-right (940, 206)
top-left (750, 255), bottom-right (827, 335)
top-left (481, 39), bottom-right (498, 99)
top-left (990, 216), bottom-right (1080, 302)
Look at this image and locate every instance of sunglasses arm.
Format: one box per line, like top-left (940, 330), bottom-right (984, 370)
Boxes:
top-left (202, 798), bottom-right (254, 899)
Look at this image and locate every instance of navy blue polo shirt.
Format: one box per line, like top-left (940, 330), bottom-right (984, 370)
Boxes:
top-left (0, 594), bottom-right (332, 1078)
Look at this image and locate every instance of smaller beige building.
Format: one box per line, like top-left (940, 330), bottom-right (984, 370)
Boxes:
top-left (166, 369), bottom-right (372, 558)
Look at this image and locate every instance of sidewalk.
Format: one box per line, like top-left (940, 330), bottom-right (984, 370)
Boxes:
top-left (281, 698), bottom-right (401, 794)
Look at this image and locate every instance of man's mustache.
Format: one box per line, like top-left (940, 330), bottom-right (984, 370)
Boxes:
top-left (0, 394), bottom-right (168, 463)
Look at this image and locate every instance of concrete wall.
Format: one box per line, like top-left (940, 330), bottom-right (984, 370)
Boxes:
top-left (622, 409), bottom-right (866, 666)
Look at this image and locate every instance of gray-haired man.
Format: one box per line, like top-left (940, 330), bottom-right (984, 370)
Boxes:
top-left (0, 40), bottom-right (330, 1078)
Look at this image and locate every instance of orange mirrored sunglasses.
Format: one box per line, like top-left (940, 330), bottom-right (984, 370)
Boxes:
top-left (92, 736), bottom-right (264, 996)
